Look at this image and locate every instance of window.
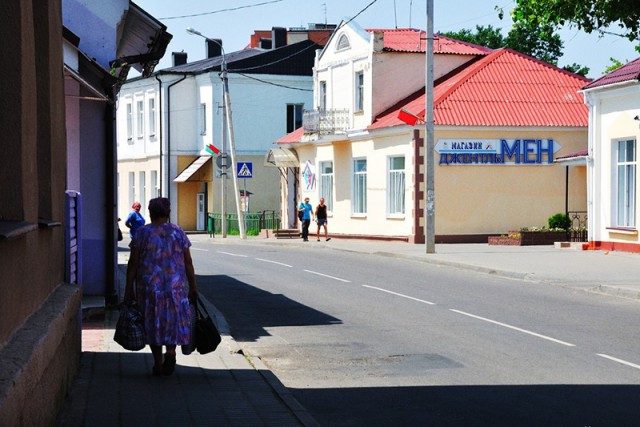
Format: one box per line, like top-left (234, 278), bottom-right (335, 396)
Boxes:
top-left (319, 161), bottom-right (334, 212)
top-left (615, 139), bottom-right (636, 227)
top-left (352, 158), bottom-right (367, 214)
top-left (148, 98), bottom-right (156, 136)
top-left (355, 71), bottom-right (364, 113)
top-left (319, 81), bottom-right (327, 111)
top-left (200, 103), bottom-right (207, 135)
top-left (139, 171), bottom-right (146, 212)
top-left (336, 34), bottom-right (351, 51)
top-left (388, 156), bottom-right (405, 215)
top-left (129, 172), bottom-right (135, 207)
top-left (286, 104), bottom-right (304, 133)
top-left (136, 100), bottom-right (144, 138)
top-left (126, 103), bottom-right (133, 140)
top-left (151, 170), bottom-right (160, 197)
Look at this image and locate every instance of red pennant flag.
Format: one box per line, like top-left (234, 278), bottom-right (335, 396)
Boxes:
top-left (398, 108), bottom-right (420, 126)
top-left (205, 144), bottom-right (220, 156)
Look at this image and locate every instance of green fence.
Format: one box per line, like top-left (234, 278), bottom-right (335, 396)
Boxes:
top-left (208, 210), bottom-right (280, 236)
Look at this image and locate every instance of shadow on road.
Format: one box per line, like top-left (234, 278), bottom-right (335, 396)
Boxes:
top-left (197, 274), bottom-right (342, 342)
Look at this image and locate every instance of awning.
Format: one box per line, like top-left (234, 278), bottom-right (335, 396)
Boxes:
top-left (173, 156), bottom-right (211, 182)
top-left (555, 150), bottom-right (588, 166)
top-left (264, 147), bottom-right (299, 167)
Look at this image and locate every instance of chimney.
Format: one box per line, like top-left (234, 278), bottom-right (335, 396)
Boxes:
top-left (259, 38), bottom-right (272, 49)
top-left (372, 31), bottom-right (384, 53)
top-left (272, 27), bottom-right (286, 49)
top-left (172, 51), bottom-right (187, 66)
top-left (206, 39), bottom-right (223, 59)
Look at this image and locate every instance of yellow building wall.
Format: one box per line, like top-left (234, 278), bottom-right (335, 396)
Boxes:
top-left (176, 155), bottom-right (212, 231)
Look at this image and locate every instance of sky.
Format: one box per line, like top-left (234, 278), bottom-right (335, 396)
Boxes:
top-left (134, 0), bottom-right (639, 79)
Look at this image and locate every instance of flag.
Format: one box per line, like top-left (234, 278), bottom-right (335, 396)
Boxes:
top-left (398, 108), bottom-right (421, 126)
top-left (205, 144), bottom-right (220, 156)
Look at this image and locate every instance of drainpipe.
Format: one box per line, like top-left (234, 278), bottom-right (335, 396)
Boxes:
top-left (165, 73), bottom-right (188, 214)
top-left (155, 75), bottom-right (163, 195)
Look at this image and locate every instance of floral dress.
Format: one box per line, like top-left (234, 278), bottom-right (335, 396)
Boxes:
top-left (130, 223), bottom-right (192, 346)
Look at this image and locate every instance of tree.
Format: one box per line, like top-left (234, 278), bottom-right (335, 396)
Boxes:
top-left (563, 63), bottom-right (590, 77)
top-left (441, 23), bottom-right (567, 66)
top-left (506, 0), bottom-right (640, 42)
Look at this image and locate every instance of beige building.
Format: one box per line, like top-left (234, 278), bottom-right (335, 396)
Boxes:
top-left (581, 58), bottom-right (640, 252)
top-left (276, 22), bottom-right (590, 242)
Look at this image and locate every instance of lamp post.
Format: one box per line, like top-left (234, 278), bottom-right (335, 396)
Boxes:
top-left (424, 0), bottom-right (435, 253)
top-left (186, 27), bottom-right (246, 239)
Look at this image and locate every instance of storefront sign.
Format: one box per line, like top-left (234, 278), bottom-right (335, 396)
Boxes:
top-left (436, 139), bottom-right (561, 165)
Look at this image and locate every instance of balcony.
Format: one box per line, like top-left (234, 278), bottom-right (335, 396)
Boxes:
top-left (303, 109), bottom-right (350, 135)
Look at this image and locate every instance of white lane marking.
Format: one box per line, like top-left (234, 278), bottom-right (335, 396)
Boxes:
top-left (362, 285), bottom-right (436, 305)
top-left (217, 251), bottom-right (248, 258)
top-left (190, 247), bottom-right (208, 252)
top-left (303, 269), bottom-right (351, 283)
top-left (597, 354), bottom-right (640, 370)
top-left (255, 258), bottom-right (292, 268)
top-left (449, 309), bottom-right (576, 347)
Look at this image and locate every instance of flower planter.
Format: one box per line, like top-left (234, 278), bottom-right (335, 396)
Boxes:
top-left (489, 231), bottom-right (567, 246)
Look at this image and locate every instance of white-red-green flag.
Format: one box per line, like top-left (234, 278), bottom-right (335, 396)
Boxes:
top-left (205, 144), bottom-right (220, 156)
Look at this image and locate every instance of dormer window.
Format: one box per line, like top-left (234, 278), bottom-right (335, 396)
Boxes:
top-left (336, 33), bottom-right (351, 51)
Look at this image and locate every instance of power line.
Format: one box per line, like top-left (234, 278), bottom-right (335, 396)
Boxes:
top-left (159, 0), bottom-right (283, 20)
top-left (234, 72), bottom-right (313, 91)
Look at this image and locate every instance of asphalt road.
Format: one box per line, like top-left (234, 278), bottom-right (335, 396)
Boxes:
top-left (190, 239), bottom-right (640, 426)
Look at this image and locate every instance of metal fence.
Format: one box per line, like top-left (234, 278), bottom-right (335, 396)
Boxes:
top-left (567, 210), bottom-right (588, 242)
top-left (208, 210), bottom-right (280, 236)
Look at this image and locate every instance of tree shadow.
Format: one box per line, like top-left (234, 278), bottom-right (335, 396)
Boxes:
top-left (196, 274), bottom-right (342, 342)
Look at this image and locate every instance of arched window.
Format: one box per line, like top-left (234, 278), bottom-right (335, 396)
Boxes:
top-left (336, 33), bottom-right (351, 51)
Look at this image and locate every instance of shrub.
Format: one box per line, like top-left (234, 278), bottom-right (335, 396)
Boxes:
top-left (548, 213), bottom-right (571, 231)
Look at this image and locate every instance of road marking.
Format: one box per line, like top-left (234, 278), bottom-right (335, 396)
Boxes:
top-left (190, 247), bottom-right (208, 252)
top-left (597, 354), bottom-right (640, 370)
top-left (362, 285), bottom-right (436, 305)
top-left (255, 258), bottom-right (292, 268)
top-left (217, 251), bottom-right (248, 258)
top-left (303, 270), bottom-right (351, 283)
top-left (449, 309), bottom-right (576, 347)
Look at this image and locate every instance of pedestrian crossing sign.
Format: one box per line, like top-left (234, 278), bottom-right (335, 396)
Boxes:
top-left (237, 162), bottom-right (253, 178)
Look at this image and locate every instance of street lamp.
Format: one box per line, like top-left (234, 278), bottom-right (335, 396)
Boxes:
top-left (424, 1), bottom-right (435, 253)
top-left (186, 27), bottom-right (246, 239)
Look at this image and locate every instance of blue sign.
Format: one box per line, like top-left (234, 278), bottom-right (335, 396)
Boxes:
top-left (436, 139), bottom-right (561, 166)
top-left (237, 162), bottom-right (253, 178)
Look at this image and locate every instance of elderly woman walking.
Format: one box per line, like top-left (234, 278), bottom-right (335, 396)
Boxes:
top-left (124, 197), bottom-right (198, 376)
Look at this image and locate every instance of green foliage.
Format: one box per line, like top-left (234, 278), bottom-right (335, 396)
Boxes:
top-left (506, 21), bottom-right (564, 65)
top-left (507, 0), bottom-right (640, 42)
top-left (563, 63), bottom-right (590, 77)
top-left (440, 25), bottom-right (506, 49)
top-left (548, 213), bottom-right (571, 230)
top-left (604, 57), bottom-right (625, 74)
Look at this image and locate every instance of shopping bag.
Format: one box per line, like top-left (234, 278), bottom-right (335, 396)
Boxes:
top-left (113, 302), bottom-right (146, 351)
top-left (195, 297), bottom-right (221, 354)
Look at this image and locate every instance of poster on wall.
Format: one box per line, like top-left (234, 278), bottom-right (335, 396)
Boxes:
top-left (302, 160), bottom-right (316, 191)
top-left (436, 139), bottom-right (562, 166)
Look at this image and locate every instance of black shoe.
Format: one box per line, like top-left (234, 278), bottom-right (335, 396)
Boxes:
top-left (326, 237), bottom-right (331, 241)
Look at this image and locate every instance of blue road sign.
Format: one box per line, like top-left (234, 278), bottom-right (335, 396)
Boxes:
top-left (237, 162), bottom-right (253, 178)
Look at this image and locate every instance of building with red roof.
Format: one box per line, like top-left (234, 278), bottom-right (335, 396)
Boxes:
top-left (271, 21), bottom-right (590, 243)
top-left (581, 57), bottom-right (640, 252)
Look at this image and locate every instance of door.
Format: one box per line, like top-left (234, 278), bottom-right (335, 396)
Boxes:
top-left (197, 192), bottom-right (205, 231)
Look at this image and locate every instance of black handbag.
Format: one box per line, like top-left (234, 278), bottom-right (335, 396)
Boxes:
top-left (114, 302), bottom-right (146, 351)
top-left (195, 297), bottom-right (221, 354)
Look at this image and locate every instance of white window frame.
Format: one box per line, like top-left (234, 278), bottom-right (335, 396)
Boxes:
top-left (200, 103), bottom-right (207, 135)
top-left (387, 156), bottom-right (406, 216)
top-left (129, 172), bottom-right (135, 207)
top-left (148, 97), bottom-right (156, 136)
top-left (352, 158), bottom-right (367, 215)
top-left (136, 100), bottom-right (144, 138)
top-left (139, 171), bottom-right (146, 212)
top-left (355, 71), bottom-right (364, 113)
top-left (151, 170), bottom-right (160, 198)
top-left (319, 161), bottom-right (334, 213)
top-left (319, 81), bottom-right (327, 111)
top-left (126, 103), bottom-right (133, 141)
top-left (614, 138), bottom-right (636, 228)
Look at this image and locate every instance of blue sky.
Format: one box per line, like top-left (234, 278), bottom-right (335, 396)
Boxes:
top-left (134, 0), bottom-right (638, 78)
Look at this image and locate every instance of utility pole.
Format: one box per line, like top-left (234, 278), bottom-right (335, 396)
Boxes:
top-left (425, 0), bottom-right (435, 253)
top-left (186, 27), bottom-right (246, 239)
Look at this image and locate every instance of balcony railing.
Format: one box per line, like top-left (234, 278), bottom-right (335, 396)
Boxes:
top-left (303, 109), bottom-right (350, 135)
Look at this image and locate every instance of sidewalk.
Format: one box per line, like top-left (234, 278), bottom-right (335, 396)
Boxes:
top-left (58, 236), bottom-right (640, 426)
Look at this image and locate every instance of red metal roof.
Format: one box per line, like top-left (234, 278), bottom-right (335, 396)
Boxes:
top-left (276, 126), bottom-right (304, 144)
top-left (364, 29), bottom-right (492, 55)
top-left (582, 56), bottom-right (640, 90)
top-left (370, 48), bottom-right (590, 129)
